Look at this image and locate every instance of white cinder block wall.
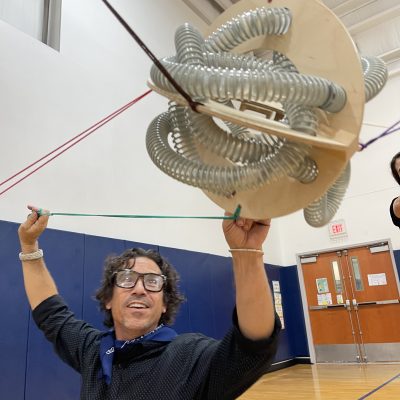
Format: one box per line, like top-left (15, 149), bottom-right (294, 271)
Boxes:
top-left (0, 0), bottom-right (399, 266)
top-left (278, 72), bottom-right (400, 265)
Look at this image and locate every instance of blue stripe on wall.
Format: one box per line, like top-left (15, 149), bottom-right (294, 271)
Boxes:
top-left (279, 265), bottom-right (309, 357)
top-left (0, 221), bottom-right (29, 400)
top-left (0, 219), bottom-right (308, 399)
top-left (392, 249), bottom-right (400, 279)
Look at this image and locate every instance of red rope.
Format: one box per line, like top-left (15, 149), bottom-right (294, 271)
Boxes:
top-left (0, 89), bottom-right (152, 197)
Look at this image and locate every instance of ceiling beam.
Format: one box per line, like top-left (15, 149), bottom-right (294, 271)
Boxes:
top-left (329, 0), bottom-right (376, 18)
top-left (181, 0), bottom-right (220, 24)
top-left (213, 0), bottom-right (233, 10)
top-left (379, 47), bottom-right (400, 64)
top-left (348, 4), bottom-right (400, 35)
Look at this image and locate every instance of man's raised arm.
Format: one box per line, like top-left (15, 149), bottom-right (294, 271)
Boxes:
top-left (222, 214), bottom-right (275, 340)
top-left (18, 206), bottom-right (58, 310)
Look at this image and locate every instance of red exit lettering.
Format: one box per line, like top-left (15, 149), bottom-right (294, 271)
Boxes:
top-left (332, 224), bottom-right (343, 234)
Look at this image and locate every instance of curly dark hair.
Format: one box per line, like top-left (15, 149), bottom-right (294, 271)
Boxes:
top-left (390, 152), bottom-right (400, 185)
top-left (95, 248), bottom-right (185, 328)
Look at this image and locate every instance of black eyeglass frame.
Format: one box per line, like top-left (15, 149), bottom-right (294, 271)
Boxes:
top-left (113, 269), bottom-right (167, 292)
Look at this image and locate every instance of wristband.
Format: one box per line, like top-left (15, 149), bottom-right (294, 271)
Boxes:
top-left (229, 248), bottom-right (264, 255)
top-left (19, 249), bottom-right (44, 261)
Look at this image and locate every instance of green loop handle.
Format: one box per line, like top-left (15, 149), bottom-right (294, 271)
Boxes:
top-left (38, 205), bottom-right (242, 221)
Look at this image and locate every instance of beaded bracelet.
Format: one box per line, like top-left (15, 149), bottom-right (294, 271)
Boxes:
top-left (19, 249), bottom-right (44, 261)
top-left (229, 248), bottom-right (264, 255)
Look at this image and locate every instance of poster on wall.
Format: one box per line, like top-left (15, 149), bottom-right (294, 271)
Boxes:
top-left (316, 277), bottom-right (329, 293)
top-left (367, 273), bottom-right (387, 286)
top-left (272, 281), bottom-right (285, 329)
top-left (317, 293), bottom-right (333, 306)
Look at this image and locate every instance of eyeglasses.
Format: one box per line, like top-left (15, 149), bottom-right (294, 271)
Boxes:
top-left (113, 269), bottom-right (166, 292)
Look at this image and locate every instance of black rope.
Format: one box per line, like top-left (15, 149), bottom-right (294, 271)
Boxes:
top-left (102, 0), bottom-right (202, 112)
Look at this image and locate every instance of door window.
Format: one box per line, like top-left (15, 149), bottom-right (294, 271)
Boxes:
top-left (331, 260), bottom-right (343, 293)
top-left (350, 257), bottom-right (364, 291)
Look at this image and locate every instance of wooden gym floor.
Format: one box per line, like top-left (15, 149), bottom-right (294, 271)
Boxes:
top-left (238, 364), bottom-right (400, 399)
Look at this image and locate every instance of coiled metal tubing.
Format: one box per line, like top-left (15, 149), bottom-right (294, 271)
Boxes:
top-left (147, 6), bottom-right (387, 226)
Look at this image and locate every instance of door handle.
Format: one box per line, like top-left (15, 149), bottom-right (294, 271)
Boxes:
top-left (356, 301), bottom-right (376, 306)
top-left (309, 304), bottom-right (346, 310)
top-left (326, 304), bottom-right (346, 308)
top-left (376, 299), bottom-right (399, 305)
top-left (356, 299), bottom-right (399, 306)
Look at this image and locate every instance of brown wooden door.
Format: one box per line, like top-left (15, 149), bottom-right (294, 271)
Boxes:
top-left (301, 252), bottom-right (361, 362)
top-left (342, 244), bottom-right (400, 361)
top-left (300, 241), bottom-right (400, 363)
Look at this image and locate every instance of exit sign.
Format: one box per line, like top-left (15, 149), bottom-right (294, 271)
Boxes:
top-left (328, 219), bottom-right (347, 239)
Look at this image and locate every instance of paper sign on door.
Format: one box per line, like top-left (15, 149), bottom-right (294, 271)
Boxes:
top-left (367, 273), bottom-right (387, 286)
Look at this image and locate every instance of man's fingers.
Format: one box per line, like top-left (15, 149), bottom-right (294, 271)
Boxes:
top-left (35, 213), bottom-right (49, 229)
top-left (224, 210), bottom-right (271, 231)
top-left (24, 206), bottom-right (50, 228)
top-left (255, 219), bottom-right (271, 227)
top-left (22, 211), bottom-right (38, 227)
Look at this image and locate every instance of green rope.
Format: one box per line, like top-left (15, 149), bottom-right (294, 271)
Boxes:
top-left (38, 205), bottom-right (242, 221)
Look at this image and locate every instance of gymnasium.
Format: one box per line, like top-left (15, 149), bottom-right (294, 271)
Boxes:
top-left (0, 0), bottom-right (400, 398)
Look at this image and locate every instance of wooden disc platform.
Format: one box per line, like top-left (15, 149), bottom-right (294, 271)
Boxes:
top-left (149, 0), bottom-right (365, 219)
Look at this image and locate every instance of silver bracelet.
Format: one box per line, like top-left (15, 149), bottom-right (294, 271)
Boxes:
top-left (19, 249), bottom-right (44, 261)
top-left (229, 248), bottom-right (264, 255)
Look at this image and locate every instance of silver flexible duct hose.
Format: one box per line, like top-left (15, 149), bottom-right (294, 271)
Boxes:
top-left (204, 7), bottom-right (292, 52)
top-left (151, 59), bottom-right (346, 113)
top-left (303, 163), bottom-right (351, 227)
top-left (148, 20), bottom-right (316, 194)
top-left (147, 7), bottom-right (388, 226)
top-left (303, 55), bottom-right (388, 227)
top-left (270, 52), bottom-right (319, 184)
top-left (147, 111), bottom-right (307, 196)
top-left (361, 56), bottom-right (388, 102)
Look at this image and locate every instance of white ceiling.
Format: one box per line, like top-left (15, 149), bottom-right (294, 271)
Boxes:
top-left (182, 0), bottom-right (400, 75)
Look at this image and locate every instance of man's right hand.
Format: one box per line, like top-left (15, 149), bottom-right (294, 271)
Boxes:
top-left (18, 205), bottom-right (50, 251)
top-left (18, 206), bottom-right (58, 310)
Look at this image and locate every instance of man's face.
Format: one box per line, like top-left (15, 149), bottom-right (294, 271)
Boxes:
top-left (106, 257), bottom-right (166, 340)
top-left (395, 158), bottom-right (400, 178)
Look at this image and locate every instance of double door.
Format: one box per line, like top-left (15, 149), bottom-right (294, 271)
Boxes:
top-left (300, 242), bottom-right (400, 362)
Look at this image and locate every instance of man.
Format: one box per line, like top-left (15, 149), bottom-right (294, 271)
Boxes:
top-left (18, 205), bottom-right (280, 399)
top-left (390, 151), bottom-right (400, 228)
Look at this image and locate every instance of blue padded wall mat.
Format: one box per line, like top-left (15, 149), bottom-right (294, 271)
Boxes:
top-left (159, 246), bottom-right (220, 338)
top-left (280, 265), bottom-right (309, 357)
top-left (393, 249), bottom-right (400, 278)
top-left (25, 227), bottom-right (84, 400)
top-left (0, 221), bottom-right (30, 399)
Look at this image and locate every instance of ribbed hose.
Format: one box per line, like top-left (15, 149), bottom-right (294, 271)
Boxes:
top-left (147, 7), bottom-right (388, 226)
top-left (151, 60), bottom-right (347, 113)
top-left (147, 112), bottom-right (301, 196)
top-left (151, 7), bottom-right (346, 113)
top-left (149, 21), bottom-right (316, 193)
top-left (271, 52), bottom-right (319, 184)
top-left (361, 56), bottom-right (388, 102)
top-left (303, 56), bottom-right (388, 227)
top-left (303, 163), bottom-right (351, 227)
top-left (204, 7), bottom-right (292, 52)
top-left (175, 23), bottom-right (205, 66)
top-left (168, 102), bottom-right (312, 191)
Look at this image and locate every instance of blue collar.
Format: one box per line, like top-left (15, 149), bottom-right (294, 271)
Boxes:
top-left (99, 325), bottom-right (177, 385)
